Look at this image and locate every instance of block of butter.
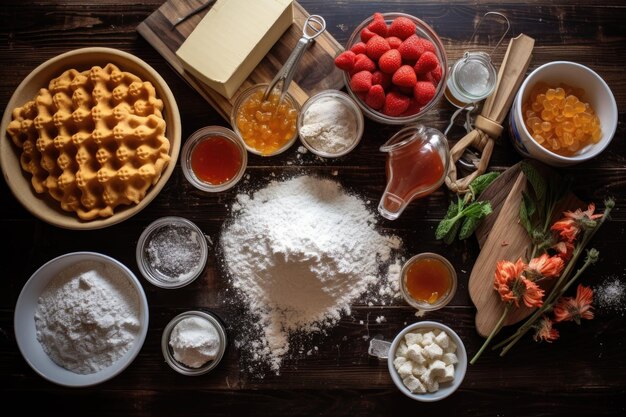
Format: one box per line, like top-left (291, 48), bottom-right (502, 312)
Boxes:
top-left (176, 0), bottom-right (294, 99)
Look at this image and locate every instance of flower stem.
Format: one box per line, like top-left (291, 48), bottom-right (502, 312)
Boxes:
top-left (470, 303), bottom-right (511, 365)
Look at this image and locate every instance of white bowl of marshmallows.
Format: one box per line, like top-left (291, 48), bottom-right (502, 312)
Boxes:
top-left (387, 321), bottom-right (467, 401)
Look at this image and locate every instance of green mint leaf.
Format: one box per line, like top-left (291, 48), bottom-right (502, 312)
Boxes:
top-left (436, 218), bottom-right (456, 240)
top-left (521, 161), bottom-right (547, 201)
top-left (519, 191), bottom-right (535, 235)
top-left (458, 201), bottom-right (493, 240)
top-left (444, 220), bottom-right (462, 244)
top-left (469, 172), bottom-right (500, 198)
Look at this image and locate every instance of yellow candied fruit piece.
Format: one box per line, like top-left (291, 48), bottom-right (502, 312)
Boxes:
top-left (236, 88), bottom-right (298, 155)
top-left (522, 82), bottom-right (602, 156)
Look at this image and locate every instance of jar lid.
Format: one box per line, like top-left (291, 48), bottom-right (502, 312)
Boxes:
top-left (136, 216), bottom-right (208, 289)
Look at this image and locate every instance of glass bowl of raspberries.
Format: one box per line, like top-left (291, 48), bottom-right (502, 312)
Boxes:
top-left (336, 12), bottom-right (448, 125)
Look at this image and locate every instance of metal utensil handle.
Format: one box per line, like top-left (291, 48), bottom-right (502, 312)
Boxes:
top-left (264, 15), bottom-right (326, 101)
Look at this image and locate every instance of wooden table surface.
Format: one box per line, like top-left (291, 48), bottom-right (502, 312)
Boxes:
top-left (1, 1), bottom-right (624, 415)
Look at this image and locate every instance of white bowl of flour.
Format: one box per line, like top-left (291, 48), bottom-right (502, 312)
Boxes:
top-left (14, 252), bottom-right (149, 387)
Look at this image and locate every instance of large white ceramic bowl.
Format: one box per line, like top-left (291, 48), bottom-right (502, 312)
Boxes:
top-left (0, 47), bottom-right (181, 229)
top-left (387, 321), bottom-right (467, 402)
top-left (509, 61), bottom-right (617, 166)
top-left (14, 252), bottom-right (149, 387)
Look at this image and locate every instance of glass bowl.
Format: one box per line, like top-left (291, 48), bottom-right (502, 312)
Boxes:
top-left (400, 253), bottom-right (457, 311)
top-left (161, 310), bottom-right (227, 376)
top-left (343, 12), bottom-right (448, 125)
top-left (136, 216), bottom-right (208, 289)
top-left (230, 83), bottom-right (300, 156)
top-left (297, 90), bottom-right (364, 158)
top-left (181, 126), bottom-right (247, 192)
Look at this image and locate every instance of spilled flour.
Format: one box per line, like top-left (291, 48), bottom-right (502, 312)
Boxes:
top-left (220, 176), bottom-right (402, 374)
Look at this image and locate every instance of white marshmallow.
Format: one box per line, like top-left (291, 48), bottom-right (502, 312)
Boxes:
top-left (440, 364), bottom-right (455, 383)
top-left (398, 361), bottom-right (414, 379)
top-left (423, 343), bottom-right (443, 359)
top-left (429, 359), bottom-right (447, 379)
top-left (442, 352), bottom-right (458, 365)
top-left (435, 331), bottom-right (450, 350)
top-left (404, 331), bottom-right (423, 346)
top-left (393, 356), bottom-right (407, 370)
top-left (403, 375), bottom-right (426, 394)
top-left (406, 344), bottom-right (426, 364)
top-left (445, 340), bottom-right (457, 354)
top-left (396, 341), bottom-right (408, 357)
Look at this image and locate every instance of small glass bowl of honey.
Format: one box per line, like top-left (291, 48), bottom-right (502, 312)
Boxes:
top-left (400, 253), bottom-right (457, 311)
top-left (181, 126), bottom-right (247, 192)
top-left (230, 83), bottom-right (300, 156)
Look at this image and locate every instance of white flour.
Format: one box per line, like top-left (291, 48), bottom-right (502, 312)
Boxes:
top-left (35, 260), bottom-right (141, 374)
top-left (299, 97), bottom-right (358, 153)
top-left (220, 176), bottom-right (402, 374)
top-left (169, 316), bottom-right (220, 368)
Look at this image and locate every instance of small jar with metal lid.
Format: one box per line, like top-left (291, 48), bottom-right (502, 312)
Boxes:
top-left (136, 216), bottom-right (208, 289)
top-left (161, 310), bottom-right (227, 376)
top-left (444, 52), bottom-right (497, 108)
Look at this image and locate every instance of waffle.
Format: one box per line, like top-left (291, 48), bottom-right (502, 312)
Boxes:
top-left (6, 63), bottom-right (170, 220)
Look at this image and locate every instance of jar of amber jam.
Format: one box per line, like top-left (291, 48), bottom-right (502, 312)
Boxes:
top-left (230, 83), bottom-right (300, 156)
top-left (400, 253), bottom-right (457, 311)
top-left (181, 126), bottom-right (247, 192)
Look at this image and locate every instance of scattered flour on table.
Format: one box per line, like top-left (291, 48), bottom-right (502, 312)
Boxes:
top-left (35, 260), bottom-right (141, 374)
top-left (220, 175), bottom-right (402, 375)
top-left (595, 276), bottom-right (626, 315)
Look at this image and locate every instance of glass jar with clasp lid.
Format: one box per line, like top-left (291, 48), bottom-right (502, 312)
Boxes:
top-left (444, 12), bottom-right (510, 109)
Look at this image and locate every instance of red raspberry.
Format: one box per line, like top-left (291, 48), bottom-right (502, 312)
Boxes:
top-left (350, 70), bottom-right (373, 93)
top-left (414, 80), bottom-right (436, 106)
top-left (371, 70), bottom-right (392, 89)
top-left (350, 42), bottom-right (367, 55)
top-left (367, 13), bottom-right (388, 37)
top-left (392, 65), bottom-right (417, 88)
top-left (398, 34), bottom-right (425, 63)
top-left (418, 38), bottom-right (436, 54)
top-left (366, 35), bottom-right (390, 60)
top-left (365, 84), bottom-right (386, 110)
top-left (388, 16), bottom-right (416, 40)
top-left (360, 27), bottom-right (376, 42)
top-left (383, 91), bottom-right (411, 116)
top-left (378, 49), bottom-right (402, 74)
top-left (386, 36), bottom-right (402, 49)
top-left (334, 51), bottom-right (356, 71)
top-left (402, 99), bottom-right (423, 117)
top-left (413, 51), bottom-right (439, 74)
top-left (430, 64), bottom-right (443, 84)
top-left (353, 53), bottom-right (376, 73)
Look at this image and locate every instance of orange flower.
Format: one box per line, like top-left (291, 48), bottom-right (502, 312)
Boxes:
top-left (494, 258), bottom-right (544, 308)
top-left (533, 316), bottom-right (559, 343)
top-left (519, 278), bottom-right (545, 308)
top-left (553, 241), bottom-right (575, 261)
top-left (553, 284), bottom-right (595, 324)
top-left (526, 253), bottom-right (565, 279)
top-left (551, 203), bottom-right (603, 243)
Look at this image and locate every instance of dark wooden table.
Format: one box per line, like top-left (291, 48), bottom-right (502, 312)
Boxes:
top-left (1, 1), bottom-right (625, 415)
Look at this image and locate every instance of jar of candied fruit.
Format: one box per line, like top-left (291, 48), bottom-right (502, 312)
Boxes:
top-left (509, 61), bottom-right (617, 167)
top-left (230, 83), bottom-right (300, 156)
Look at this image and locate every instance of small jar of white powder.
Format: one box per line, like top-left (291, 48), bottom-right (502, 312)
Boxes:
top-left (136, 217), bottom-right (208, 289)
top-left (161, 311), bottom-right (227, 375)
top-left (297, 90), bottom-right (364, 158)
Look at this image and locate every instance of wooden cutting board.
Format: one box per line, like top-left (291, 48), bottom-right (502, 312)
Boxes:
top-left (137, 0), bottom-right (344, 121)
top-left (470, 162), bottom-right (584, 337)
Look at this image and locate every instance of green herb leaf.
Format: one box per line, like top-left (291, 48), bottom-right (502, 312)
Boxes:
top-left (521, 161), bottom-right (547, 200)
top-left (519, 191), bottom-right (535, 234)
top-left (458, 201), bottom-right (493, 240)
top-left (444, 220), bottom-right (462, 244)
top-left (469, 172), bottom-right (500, 198)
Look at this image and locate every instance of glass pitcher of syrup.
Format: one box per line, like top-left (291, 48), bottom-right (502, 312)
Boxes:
top-left (378, 125), bottom-right (449, 220)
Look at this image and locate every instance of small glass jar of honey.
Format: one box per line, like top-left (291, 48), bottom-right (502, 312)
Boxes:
top-left (181, 126), bottom-right (247, 192)
top-left (400, 253), bottom-right (457, 311)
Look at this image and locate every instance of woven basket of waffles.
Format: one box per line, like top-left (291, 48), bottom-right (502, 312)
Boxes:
top-left (0, 48), bottom-right (181, 229)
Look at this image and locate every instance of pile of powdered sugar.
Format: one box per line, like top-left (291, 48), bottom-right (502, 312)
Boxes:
top-left (220, 175), bottom-right (402, 374)
top-left (35, 260), bottom-right (141, 374)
